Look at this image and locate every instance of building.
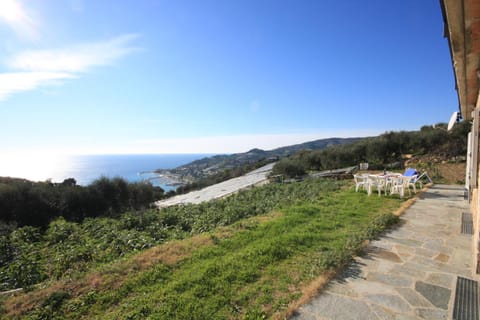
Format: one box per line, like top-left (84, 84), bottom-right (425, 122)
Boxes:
top-left (441, 0), bottom-right (480, 274)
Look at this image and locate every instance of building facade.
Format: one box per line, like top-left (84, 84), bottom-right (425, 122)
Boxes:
top-left (441, 0), bottom-right (480, 274)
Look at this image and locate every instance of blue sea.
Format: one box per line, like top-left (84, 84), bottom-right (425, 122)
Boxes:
top-left (5, 154), bottom-right (211, 191)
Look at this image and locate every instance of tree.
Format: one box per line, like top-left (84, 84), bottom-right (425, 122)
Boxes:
top-left (271, 158), bottom-right (306, 178)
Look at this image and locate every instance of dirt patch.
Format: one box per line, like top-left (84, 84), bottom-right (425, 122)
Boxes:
top-left (134, 235), bottom-right (213, 268)
top-left (435, 162), bottom-right (465, 184)
top-left (405, 155), bottom-right (465, 184)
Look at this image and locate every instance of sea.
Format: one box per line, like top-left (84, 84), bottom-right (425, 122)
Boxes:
top-left (0, 154), bottom-right (211, 192)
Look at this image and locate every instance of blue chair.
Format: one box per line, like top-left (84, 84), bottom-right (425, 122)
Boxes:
top-left (403, 168), bottom-right (418, 177)
top-left (403, 168), bottom-right (432, 191)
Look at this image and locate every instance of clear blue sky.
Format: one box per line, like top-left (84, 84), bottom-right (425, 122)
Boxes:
top-left (0, 0), bottom-right (458, 155)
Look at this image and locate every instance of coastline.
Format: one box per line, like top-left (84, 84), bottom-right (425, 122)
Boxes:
top-left (141, 170), bottom-right (189, 188)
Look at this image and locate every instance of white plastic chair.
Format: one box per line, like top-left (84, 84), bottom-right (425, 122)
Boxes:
top-left (390, 176), bottom-right (412, 198)
top-left (367, 175), bottom-right (387, 196)
top-left (384, 173), bottom-right (401, 195)
top-left (353, 174), bottom-right (369, 192)
top-left (408, 175), bottom-right (418, 193)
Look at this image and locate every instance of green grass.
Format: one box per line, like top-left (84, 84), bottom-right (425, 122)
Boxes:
top-left (2, 180), bottom-right (403, 319)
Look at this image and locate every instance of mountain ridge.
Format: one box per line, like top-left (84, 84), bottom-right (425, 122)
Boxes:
top-left (155, 137), bottom-right (365, 184)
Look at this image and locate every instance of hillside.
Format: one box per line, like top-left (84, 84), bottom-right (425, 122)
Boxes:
top-left (269, 122), bottom-right (470, 182)
top-left (0, 124), bottom-right (470, 318)
top-left (0, 179), bottom-right (402, 319)
top-left (155, 137), bottom-right (363, 184)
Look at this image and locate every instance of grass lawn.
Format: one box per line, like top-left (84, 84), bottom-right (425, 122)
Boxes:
top-left (1, 180), bottom-right (404, 319)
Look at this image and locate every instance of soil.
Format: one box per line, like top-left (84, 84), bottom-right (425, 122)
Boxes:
top-left (404, 154), bottom-right (466, 185)
top-left (435, 162), bottom-right (466, 184)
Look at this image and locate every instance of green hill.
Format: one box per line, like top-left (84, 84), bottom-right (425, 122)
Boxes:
top-left (155, 137), bottom-right (363, 184)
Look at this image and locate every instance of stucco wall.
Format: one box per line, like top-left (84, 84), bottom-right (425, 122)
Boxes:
top-left (473, 188), bottom-right (480, 274)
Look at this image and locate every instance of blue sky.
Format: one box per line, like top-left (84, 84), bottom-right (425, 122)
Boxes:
top-left (0, 0), bottom-right (458, 155)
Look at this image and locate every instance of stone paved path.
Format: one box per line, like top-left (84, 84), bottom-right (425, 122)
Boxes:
top-left (291, 185), bottom-right (476, 320)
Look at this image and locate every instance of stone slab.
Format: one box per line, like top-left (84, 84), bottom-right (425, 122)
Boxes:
top-left (395, 287), bottom-right (432, 307)
top-left (425, 273), bottom-right (454, 289)
top-left (414, 281), bottom-right (451, 310)
top-left (367, 272), bottom-right (413, 287)
top-left (415, 308), bottom-right (448, 319)
top-left (365, 294), bottom-right (411, 313)
top-left (300, 293), bottom-right (378, 320)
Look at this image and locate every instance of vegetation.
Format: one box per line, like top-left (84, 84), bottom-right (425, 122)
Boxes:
top-left (156, 137), bottom-right (362, 185)
top-left (272, 122), bottom-right (470, 178)
top-left (0, 176), bottom-right (165, 229)
top-left (174, 158), bottom-right (272, 195)
top-left (0, 178), bottom-right (404, 319)
top-left (0, 178), bottom-right (339, 291)
top-left (1, 124), bottom-right (461, 318)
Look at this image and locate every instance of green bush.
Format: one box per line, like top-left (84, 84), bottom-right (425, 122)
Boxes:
top-left (271, 158), bottom-right (306, 178)
top-left (0, 177), bottom-right (165, 229)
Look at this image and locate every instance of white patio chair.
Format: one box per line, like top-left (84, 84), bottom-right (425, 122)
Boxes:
top-left (353, 174), bottom-right (369, 192)
top-left (408, 175), bottom-right (418, 193)
top-left (390, 176), bottom-right (412, 198)
top-left (384, 173), bottom-right (401, 195)
top-left (367, 175), bottom-right (387, 196)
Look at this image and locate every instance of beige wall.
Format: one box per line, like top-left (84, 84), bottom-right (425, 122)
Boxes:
top-left (472, 188), bottom-right (479, 274)
top-left (471, 108), bottom-right (480, 274)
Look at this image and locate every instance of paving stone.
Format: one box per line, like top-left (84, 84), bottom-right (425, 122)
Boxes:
top-left (429, 260), bottom-right (471, 277)
top-left (446, 236), bottom-right (471, 248)
top-left (395, 288), bottom-right (432, 307)
top-left (410, 233), bottom-right (431, 242)
top-left (300, 293), bottom-right (378, 320)
top-left (449, 248), bottom-right (473, 269)
top-left (393, 245), bottom-right (414, 259)
top-left (414, 281), bottom-right (451, 309)
top-left (369, 247), bottom-right (403, 263)
top-left (415, 308), bottom-right (448, 319)
top-left (390, 264), bottom-right (427, 279)
top-left (377, 260), bottom-right (399, 274)
top-left (434, 253), bottom-right (450, 263)
top-left (324, 281), bottom-right (358, 298)
top-left (349, 280), bottom-right (397, 296)
top-left (409, 256), bottom-right (442, 270)
top-left (389, 238), bottom-right (423, 248)
top-left (336, 260), bottom-right (368, 281)
top-left (354, 256), bottom-right (379, 272)
top-left (414, 248), bottom-right (437, 258)
top-left (435, 230), bottom-right (453, 238)
top-left (369, 304), bottom-right (396, 320)
top-left (422, 240), bottom-right (453, 254)
top-left (367, 272), bottom-right (413, 287)
top-left (424, 273), bottom-right (454, 289)
top-left (365, 294), bottom-right (411, 313)
top-left (394, 315), bottom-right (419, 320)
